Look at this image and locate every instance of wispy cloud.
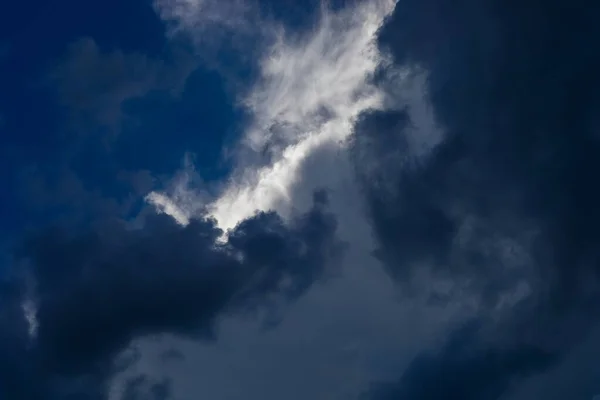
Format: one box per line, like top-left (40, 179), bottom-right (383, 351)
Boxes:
top-left (148, 0), bottom-right (398, 232)
top-left (155, 0), bottom-right (255, 34)
top-left (145, 155), bottom-right (207, 226)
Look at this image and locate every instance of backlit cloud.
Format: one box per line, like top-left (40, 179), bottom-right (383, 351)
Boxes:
top-left (148, 0), bottom-right (399, 232)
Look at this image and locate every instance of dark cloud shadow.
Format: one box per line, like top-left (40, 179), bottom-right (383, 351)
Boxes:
top-left (0, 193), bottom-right (344, 399)
top-left (365, 319), bottom-right (557, 400)
top-left (353, 0), bottom-right (600, 398)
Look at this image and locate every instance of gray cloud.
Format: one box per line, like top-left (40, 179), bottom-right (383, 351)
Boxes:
top-left (353, 0), bottom-right (600, 398)
top-left (108, 121), bottom-right (459, 400)
top-left (365, 320), bottom-right (557, 400)
top-left (1, 192), bottom-right (343, 399)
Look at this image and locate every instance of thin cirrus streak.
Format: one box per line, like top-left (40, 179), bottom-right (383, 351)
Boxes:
top-left (147, 0), bottom-right (398, 231)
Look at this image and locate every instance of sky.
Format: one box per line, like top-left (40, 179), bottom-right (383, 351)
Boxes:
top-left (1, 0), bottom-right (600, 399)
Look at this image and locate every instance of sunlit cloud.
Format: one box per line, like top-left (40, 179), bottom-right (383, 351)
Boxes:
top-left (148, 0), bottom-right (398, 232)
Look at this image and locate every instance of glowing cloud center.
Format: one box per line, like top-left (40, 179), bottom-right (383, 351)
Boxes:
top-left (148, 0), bottom-right (398, 231)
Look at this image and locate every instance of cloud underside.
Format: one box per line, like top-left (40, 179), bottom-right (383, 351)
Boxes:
top-left (2, 193), bottom-right (342, 399)
top-left (356, 0), bottom-right (600, 398)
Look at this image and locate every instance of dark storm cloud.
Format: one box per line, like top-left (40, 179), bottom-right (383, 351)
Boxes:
top-left (365, 320), bottom-right (557, 400)
top-left (50, 37), bottom-right (195, 138)
top-left (0, 191), bottom-right (343, 399)
top-left (353, 0), bottom-right (600, 398)
top-left (121, 375), bottom-right (171, 400)
top-left (358, 0), bottom-right (600, 320)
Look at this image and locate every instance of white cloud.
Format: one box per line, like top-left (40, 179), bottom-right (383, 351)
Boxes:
top-left (145, 154), bottom-right (208, 226)
top-left (154, 0), bottom-right (254, 37)
top-left (145, 191), bottom-right (190, 225)
top-left (241, 0), bottom-right (395, 151)
top-left (212, 0), bottom-right (396, 232)
top-left (21, 298), bottom-right (38, 339)
top-left (148, 0), bottom-right (398, 232)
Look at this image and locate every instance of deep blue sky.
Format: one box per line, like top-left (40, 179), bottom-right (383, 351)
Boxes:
top-left (0, 0), bottom-right (241, 238)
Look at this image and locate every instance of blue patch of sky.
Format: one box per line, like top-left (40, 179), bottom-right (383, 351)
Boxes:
top-left (0, 0), bottom-right (245, 242)
top-left (0, 0), bottom-right (339, 257)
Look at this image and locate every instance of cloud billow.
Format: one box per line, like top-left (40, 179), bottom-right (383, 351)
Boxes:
top-left (1, 191), bottom-right (343, 399)
top-left (354, 0), bottom-right (600, 398)
top-left (364, 320), bottom-right (557, 400)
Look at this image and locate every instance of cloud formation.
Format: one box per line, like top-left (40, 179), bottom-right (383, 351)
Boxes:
top-left (6, 0), bottom-right (600, 399)
top-left (1, 192), bottom-right (343, 399)
top-left (352, 0), bottom-right (600, 398)
top-left (365, 320), bottom-right (557, 400)
top-left (150, 0), bottom-right (397, 232)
